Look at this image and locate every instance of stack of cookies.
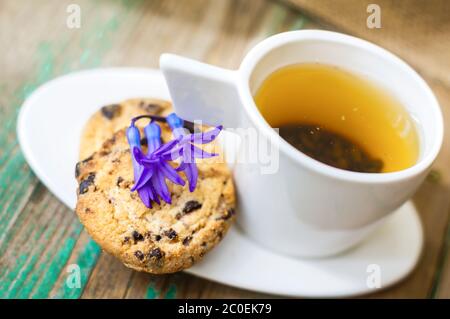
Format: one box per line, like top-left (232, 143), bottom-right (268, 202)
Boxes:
top-left (75, 98), bottom-right (235, 274)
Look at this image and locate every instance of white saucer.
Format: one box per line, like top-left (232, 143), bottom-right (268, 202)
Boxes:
top-left (17, 68), bottom-right (423, 297)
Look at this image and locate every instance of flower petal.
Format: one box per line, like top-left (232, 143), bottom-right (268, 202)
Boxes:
top-left (148, 182), bottom-right (159, 204)
top-left (137, 187), bottom-right (152, 208)
top-left (191, 145), bottom-right (218, 159)
top-left (160, 161), bottom-right (185, 186)
top-left (183, 125), bottom-right (222, 144)
top-left (126, 125), bottom-right (141, 148)
top-left (144, 122), bottom-right (162, 154)
top-left (175, 161), bottom-right (187, 172)
top-left (154, 137), bottom-right (182, 156)
top-left (154, 170), bottom-right (172, 204)
top-left (161, 146), bottom-right (183, 162)
top-left (132, 147), bottom-right (146, 163)
top-left (139, 157), bottom-right (160, 165)
top-left (131, 165), bottom-right (155, 191)
top-left (184, 162), bottom-right (198, 192)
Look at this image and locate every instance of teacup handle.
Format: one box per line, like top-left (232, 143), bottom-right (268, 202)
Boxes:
top-left (160, 54), bottom-right (243, 128)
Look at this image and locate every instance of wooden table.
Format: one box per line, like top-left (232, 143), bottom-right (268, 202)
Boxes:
top-left (1, 0), bottom-right (449, 298)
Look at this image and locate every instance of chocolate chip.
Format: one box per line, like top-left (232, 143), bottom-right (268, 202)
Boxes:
top-left (123, 236), bottom-right (130, 244)
top-left (140, 137), bottom-right (148, 146)
top-left (182, 236), bottom-right (192, 246)
top-left (82, 155), bottom-right (94, 163)
top-left (101, 104), bottom-right (121, 119)
top-left (75, 163), bottom-right (81, 178)
top-left (155, 235), bottom-right (162, 241)
top-left (116, 176), bottom-right (124, 187)
top-left (132, 231), bottom-right (144, 243)
top-left (182, 200), bottom-right (202, 214)
top-left (139, 101), bottom-right (161, 114)
top-left (75, 155), bottom-right (94, 178)
top-left (148, 248), bottom-right (164, 260)
top-left (79, 173), bottom-right (96, 194)
top-left (164, 229), bottom-right (178, 240)
top-left (134, 250), bottom-right (144, 261)
top-left (84, 208), bottom-right (93, 214)
top-left (217, 208), bottom-right (235, 220)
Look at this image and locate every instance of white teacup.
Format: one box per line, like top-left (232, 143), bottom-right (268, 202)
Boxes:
top-left (160, 30), bottom-right (443, 257)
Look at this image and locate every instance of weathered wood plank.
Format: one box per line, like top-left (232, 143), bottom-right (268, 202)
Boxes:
top-left (369, 180), bottom-right (450, 298)
top-left (0, 189), bottom-right (82, 298)
top-left (0, 0), bottom-right (145, 298)
top-left (78, 252), bottom-right (133, 299)
top-left (435, 227), bottom-right (450, 298)
top-left (282, 0), bottom-right (450, 86)
top-left (49, 232), bottom-right (102, 299)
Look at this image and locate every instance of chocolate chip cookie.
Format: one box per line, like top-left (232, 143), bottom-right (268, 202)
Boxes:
top-left (79, 98), bottom-right (172, 160)
top-left (75, 99), bottom-right (235, 274)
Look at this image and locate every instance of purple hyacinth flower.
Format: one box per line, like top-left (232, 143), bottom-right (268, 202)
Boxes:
top-left (166, 113), bottom-right (222, 192)
top-left (126, 125), bottom-right (145, 190)
top-left (127, 122), bottom-right (185, 208)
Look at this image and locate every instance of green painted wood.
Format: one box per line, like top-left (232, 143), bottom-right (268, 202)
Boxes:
top-left (0, 0), bottom-right (144, 299)
top-left (52, 238), bottom-right (101, 299)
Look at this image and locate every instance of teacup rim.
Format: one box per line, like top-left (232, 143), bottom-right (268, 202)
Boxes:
top-left (237, 30), bottom-right (443, 183)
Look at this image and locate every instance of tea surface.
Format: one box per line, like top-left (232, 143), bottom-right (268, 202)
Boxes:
top-left (254, 63), bottom-right (419, 173)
